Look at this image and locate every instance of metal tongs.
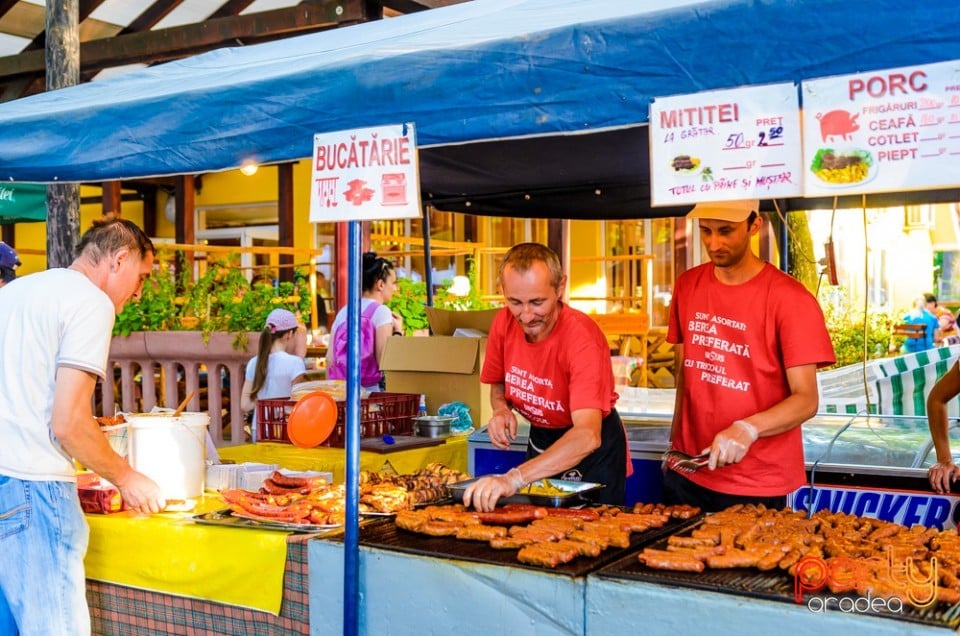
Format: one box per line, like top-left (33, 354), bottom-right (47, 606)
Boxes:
top-left (661, 449), bottom-right (710, 474)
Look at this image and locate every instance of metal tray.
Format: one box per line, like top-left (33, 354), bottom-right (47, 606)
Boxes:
top-left (192, 508), bottom-right (343, 534)
top-left (447, 478), bottom-right (604, 507)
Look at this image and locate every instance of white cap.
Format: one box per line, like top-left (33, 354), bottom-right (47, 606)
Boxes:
top-left (687, 199), bottom-right (760, 222)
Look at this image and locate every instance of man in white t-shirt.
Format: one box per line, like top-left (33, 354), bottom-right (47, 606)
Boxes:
top-left (0, 218), bottom-right (165, 635)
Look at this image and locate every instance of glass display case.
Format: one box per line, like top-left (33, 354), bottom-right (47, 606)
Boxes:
top-left (802, 413), bottom-right (947, 472)
top-left (468, 409), bottom-right (960, 528)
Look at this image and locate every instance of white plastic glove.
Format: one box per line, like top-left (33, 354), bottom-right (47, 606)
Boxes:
top-left (706, 420), bottom-right (758, 470)
top-left (462, 467), bottom-right (525, 512)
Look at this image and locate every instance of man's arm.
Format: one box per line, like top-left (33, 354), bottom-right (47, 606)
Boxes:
top-left (927, 362), bottom-right (960, 493)
top-left (52, 367), bottom-right (164, 513)
top-left (510, 407), bottom-right (603, 482)
top-left (463, 407), bottom-right (602, 512)
top-left (740, 363), bottom-right (820, 437)
top-left (707, 363), bottom-right (819, 468)
top-left (485, 383), bottom-right (517, 449)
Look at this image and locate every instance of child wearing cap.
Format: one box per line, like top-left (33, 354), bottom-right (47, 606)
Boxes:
top-left (240, 308), bottom-right (307, 434)
top-left (0, 241), bottom-right (21, 287)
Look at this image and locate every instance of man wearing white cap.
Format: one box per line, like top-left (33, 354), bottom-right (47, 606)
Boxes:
top-left (664, 199), bottom-right (835, 511)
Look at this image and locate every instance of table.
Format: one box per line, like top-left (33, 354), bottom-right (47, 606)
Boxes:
top-left (83, 437), bottom-right (467, 635)
top-left (87, 536), bottom-right (310, 636)
top-left (307, 538), bottom-right (954, 636)
top-left (83, 498), bottom-right (320, 636)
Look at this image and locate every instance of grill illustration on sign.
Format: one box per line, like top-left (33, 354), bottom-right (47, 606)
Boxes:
top-left (381, 173), bottom-right (408, 206)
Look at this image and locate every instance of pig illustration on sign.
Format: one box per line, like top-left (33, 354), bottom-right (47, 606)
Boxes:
top-left (817, 110), bottom-right (859, 142)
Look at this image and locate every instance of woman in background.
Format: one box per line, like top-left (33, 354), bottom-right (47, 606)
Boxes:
top-left (327, 251), bottom-right (403, 392)
top-left (241, 308), bottom-right (307, 429)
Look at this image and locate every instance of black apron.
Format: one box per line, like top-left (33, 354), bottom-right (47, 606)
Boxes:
top-left (526, 409), bottom-right (627, 506)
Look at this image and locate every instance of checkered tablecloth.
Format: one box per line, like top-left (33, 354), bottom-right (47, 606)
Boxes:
top-left (87, 536), bottom-right (309, 636)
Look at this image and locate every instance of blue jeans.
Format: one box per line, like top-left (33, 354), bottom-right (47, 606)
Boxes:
top-left (0, 476), bottom-right (90, 635)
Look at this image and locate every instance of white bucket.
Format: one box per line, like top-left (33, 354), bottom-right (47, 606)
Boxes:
top-left (126, 412), bottom-right (209, 500)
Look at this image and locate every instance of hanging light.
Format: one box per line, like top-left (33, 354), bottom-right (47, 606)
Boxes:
top-left (240, 158), bottom-right (259, 176)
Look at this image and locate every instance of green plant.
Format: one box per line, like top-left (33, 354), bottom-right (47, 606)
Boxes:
top-left (114, 251), bottom-right (312, 349)
top-left (387, 276), bottom-right (429, 335)
top-left (818, 287), bottom-right (894, 369)
top-left (433, 259), bottom-right (497, 311)
top-left (387, 261), bottom-right (500, 335)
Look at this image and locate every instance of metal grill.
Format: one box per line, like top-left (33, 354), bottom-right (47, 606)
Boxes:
top-left (353, 515), bottom-right (699, 578)
top-left (596, 524), bottom-right (960, 630)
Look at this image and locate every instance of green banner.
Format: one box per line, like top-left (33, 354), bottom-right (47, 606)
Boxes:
top-left (0, 183), bottom-right (46, 224)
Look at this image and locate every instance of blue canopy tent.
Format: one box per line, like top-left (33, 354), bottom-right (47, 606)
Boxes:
top-left (0, 0), bottom-right (957, 218)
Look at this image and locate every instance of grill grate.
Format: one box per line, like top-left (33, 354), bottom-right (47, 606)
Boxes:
top-left (353, 514), bottom-right (700, 578)
top-left (596, 521), bottom-right (960, 630)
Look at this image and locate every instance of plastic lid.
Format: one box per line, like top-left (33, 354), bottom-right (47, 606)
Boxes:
top-left (286, 392), bottom-right (338, 448)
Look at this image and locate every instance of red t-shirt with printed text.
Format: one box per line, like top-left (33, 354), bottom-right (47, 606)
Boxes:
top-left (481, 304), bottom-right (618, 428)
top-left (667, 262), bottom-right (835, 496)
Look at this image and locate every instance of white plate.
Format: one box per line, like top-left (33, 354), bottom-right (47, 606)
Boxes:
top-left (667, 155), bottom-right (702, 178)
top-left (810, 149), bottom-right (877, 188)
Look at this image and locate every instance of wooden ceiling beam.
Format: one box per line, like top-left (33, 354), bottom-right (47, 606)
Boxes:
top-left (30, 0), bottom-right (109, 50)
top-left (208, 0), bottom-right (257, 21)
top-left (0, 0), bottom-right (19, 20)
top-left (0, 0), bottom-right (376, 80)
top-left (120, 0), bottom-right (187, 36)
top-left (382, 0), bottom-right (432, 13)
top-left (383, 0), bottom-right (471, 10)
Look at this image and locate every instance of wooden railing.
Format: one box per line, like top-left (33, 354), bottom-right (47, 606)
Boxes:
top-left (99, 331), bottom-right (260, 447)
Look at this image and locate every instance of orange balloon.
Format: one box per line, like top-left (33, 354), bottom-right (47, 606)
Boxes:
top-left (286, 391), bottom-right (338, 448)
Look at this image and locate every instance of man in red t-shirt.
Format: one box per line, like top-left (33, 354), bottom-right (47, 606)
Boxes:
top-left (462, 243), bottom-right (628, 512)
top-left (665, 199), bottom-right (835, 512)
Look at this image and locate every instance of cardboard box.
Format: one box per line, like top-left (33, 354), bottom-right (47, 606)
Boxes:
top-left (381, 308), bottom-right (501, 427)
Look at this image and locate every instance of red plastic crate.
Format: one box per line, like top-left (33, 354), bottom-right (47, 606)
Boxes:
top-left (255, 392), bottom-right (419, 447)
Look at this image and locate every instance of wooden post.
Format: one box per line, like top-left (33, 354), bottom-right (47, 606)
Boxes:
top-left (174, 174), bottom-right (196, 279)
top-left (102, 181), bottom-right (122, 217)
top-left (278, 162), bottom-right (294, 283)
top-left (45, 0), bottom-right (80, 268)
top-left (142, 189), bottom-right (157, 237)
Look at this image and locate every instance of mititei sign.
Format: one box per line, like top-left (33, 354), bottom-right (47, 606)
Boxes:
top-left (309, 123), bottom-right (422, 222)
top-left (649, 82), bottom-right (803, 206)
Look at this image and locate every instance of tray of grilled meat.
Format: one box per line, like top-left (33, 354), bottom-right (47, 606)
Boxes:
top-left (352, 501), bottom-right (702, 577)
top-left (193, 508), bottom-right (347, 534)
top-left (595, 504), bottom-right (960, 630)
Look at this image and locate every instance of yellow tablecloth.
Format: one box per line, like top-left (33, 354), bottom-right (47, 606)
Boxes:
top-left (83, 436), bottom-right (467, 615)
top-left (84, 497), bottom-right (291, 614)
top-left (217, 434), bottom-right (469, 480)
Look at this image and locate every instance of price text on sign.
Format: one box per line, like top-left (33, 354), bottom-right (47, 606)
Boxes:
top-left (650, 82), bottom-right (803, 206)
top-left (801, 59), bottom-right (960, 196)
top-left (309, 123), bottom-right (421, 222)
